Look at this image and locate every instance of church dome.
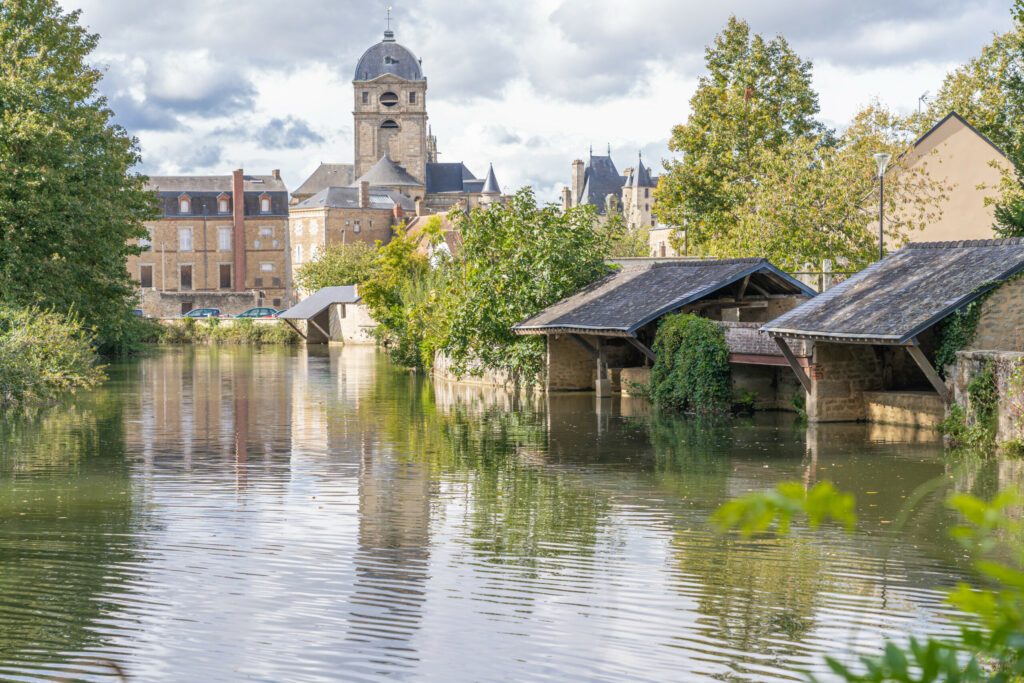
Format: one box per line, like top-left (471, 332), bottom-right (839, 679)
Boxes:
top-left (354, 30), bottom-right (424, 82)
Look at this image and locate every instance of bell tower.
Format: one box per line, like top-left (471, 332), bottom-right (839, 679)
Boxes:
top-left (352, 12), bottom-right (429, 183)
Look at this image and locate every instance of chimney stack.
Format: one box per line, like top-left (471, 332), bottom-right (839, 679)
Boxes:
top-left (561, 186), bottom-right (572, 211)
top-left (570, 159), bottom-right (585, 207)
top-left (232, 169), bottom-right (246, 292)
top-left (271, 169), bottom-right (281, 180)
top-left (359, 181), bottom-right (370, 209)
top-left (392, 202), bottom-right (405, 222)
top-left (415, 199), bottom-right (425, 217)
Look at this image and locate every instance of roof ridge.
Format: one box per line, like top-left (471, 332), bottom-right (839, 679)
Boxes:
top-left (651, 257), bottom-right (767, 267)
top-left (904, 238), bottom-right (1024, 250)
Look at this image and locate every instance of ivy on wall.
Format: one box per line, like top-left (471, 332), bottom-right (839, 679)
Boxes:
top-left (650, 313), bottom-right (731, 415)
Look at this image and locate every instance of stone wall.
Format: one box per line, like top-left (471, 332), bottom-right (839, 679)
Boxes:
top-left (970, 277), bottom-right (1024, 352)
top-left (432, 352), bottom-right (538, 391)
top-left (140, 289), bottom-right (262, 318)
top-left (863, 391), bottom-right (945, 429)
top-left (732, 364), bottom-right (803, 411)
top-left (953, 350), bottom-right (1024, 444)
top-left (547, 335), bottom-right (595, 391)
top-left (329, 303), bottom-right (378, 344)
top-left (808, 343), bottom-right (884, 422)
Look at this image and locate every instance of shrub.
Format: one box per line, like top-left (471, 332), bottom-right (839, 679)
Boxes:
top-left (158, 319), bottom-right (299, 345)
top-left (0, 307), bottom-right (105, 408)
top-left (650, 313), bottom-right (731, 414)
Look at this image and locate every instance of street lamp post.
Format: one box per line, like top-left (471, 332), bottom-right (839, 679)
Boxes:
top-left (873, 152), bottom-right (892, 261)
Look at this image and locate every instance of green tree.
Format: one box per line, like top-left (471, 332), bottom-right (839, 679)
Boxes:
top-left (649, 313), bottom-right (732, 414)
top-left (711, 104), bottom-right (949, 270)
top-left (599, 213), bottom-right (650, 258)
top-left (294, 241), bottom-right (378, 293)
top-left (0, 0), bottom-right (156, 352)
top-left (928, 2), bottom-right (1024, 236)
top-left (654, 16), bottom-right (824, 252)
top-left (440, 190), bottom-right (610, 382)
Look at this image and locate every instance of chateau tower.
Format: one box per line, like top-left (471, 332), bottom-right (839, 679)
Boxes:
top-left (352, 23), bottom-right (429, 183)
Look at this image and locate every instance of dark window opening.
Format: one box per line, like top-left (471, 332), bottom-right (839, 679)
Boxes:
top-left (180, 302), bottom-right (193, 316)
top-left (255, 277), bottom-right (263, 288)
top-left (272, 298), bottom-right (281, 308)
top-left (409, 91), bottom-right (417, 104)
top-left (361, 91), bottom-right (369, 104)
top-left (380, 92), bottom-right (399, 107)
top-left (272, 277), bottom-right (281, 287)
top-left (139, 265), bottom-right (153, 288)
top-left (180, 265), bottom-right (193, 291)
top-left (380, 119), bottom-right (400, 129)
top-left (219, 264), bottom-right (232, 289)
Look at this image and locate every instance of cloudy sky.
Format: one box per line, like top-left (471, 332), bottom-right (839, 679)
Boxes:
top-left (65, 0), bottom-right (1014, 201)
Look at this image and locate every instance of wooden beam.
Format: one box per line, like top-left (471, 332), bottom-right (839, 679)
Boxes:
top-left (308, 316), bottom-right (330, 341)
top-left (747, 279), bottom-right (771, 297)
top-left (737, 275), bottom-right (750, 301)
top-left (626, 336), bottom-right (656, 363)
top-left (904, 339), bottom-right (949, 401)
top-left (729, 352), bottom-right (810, 367)
top-left (282, 319), bottom-right (306, 340)
top-left (774, 337), bottom-right (813, 393)
top-left (569, 334), bottom-right (599, 359)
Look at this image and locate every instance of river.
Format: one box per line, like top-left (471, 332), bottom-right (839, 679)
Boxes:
top-left (0, 346), bottom-right (1011, 682)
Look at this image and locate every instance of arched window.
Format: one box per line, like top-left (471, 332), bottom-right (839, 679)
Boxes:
top-left (218, 195), bottom-right (230, 213)
top-left (380, 120), bottom-right (400, 129)
top-left (179, 195), bottom-right (191, 214)
top-left (377, 121), bottom-right (400, 159)
top-left (260, 194), bottom-right (271, 213)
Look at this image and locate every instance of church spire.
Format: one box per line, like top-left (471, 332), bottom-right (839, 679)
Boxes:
top-left (383, 5), bottom-right (395, 41)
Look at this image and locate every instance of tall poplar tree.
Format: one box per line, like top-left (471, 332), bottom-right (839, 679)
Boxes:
top-left (0, 0), bottom-right (156, 351)
top-left (654, 17), bottom-right (825, 251)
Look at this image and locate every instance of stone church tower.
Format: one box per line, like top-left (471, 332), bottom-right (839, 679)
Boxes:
top-left (353, 27), bottom-right (431, 183)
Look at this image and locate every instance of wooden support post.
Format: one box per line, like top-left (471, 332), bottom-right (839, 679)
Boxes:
top-left (737, 274), bottom-right (750, 301)
top-left (282, 319), bottom-right (306, 340)
top-left (626, 336), bottom-right (656, 363)
top-left (308, 316), bottom-right (330, 341)
top-left (774, 337), bottom-right (812, 394)
top-left (904, 339), bottom-right (949, 402)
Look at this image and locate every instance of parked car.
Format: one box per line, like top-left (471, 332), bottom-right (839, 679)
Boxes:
top-left (131, 308), bottom-right (145, 317)
top-left (182, 308), bottom-right (222, 319)
top-left (235, 307), bottom-right (280, 319)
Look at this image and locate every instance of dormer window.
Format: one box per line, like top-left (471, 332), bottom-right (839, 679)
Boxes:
top-left (259, 193), bottom-right (271, 214)
top-left (178, 194), bottom-right (191, 214)
top-left (217, 193), bottom-right (230, 214)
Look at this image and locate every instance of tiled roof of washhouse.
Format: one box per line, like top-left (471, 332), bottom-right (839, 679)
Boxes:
top-left (763, 239), bottom-right (1024, 344)
top-left (278, 286), bottom-right (360, 321)
top-left (514, 259), bottom-right (815, 337)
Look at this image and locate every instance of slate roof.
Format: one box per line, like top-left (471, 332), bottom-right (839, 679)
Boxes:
top-left (424, 162), bottom-right (476, 193)
top-left (763, 239), bottom-right (1024, 344)
top-left (354, 31), bottom-right (424, 82)
top-left (578, 154), bottom-right (626, 214)
top-left (353, 155), bottom-right (423, 187)
top-left (482, 164), bottom-right (501, 194)
top-left (293, 163), bottom-right (355, 199)
top-left (514, 259), bottom-right (815, 336)
top-left (278, 286), bottom-right (360, 321)
top-left (629, 156), bottom-right (655, 189)
top-left (146, 175), bottom-right (289, 217)
top-left (293, 186), bottom-right (415, 211)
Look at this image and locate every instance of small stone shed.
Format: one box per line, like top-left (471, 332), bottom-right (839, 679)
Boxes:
top-left (513, 258), bottom-right (816, 398)
top-left (277, 286), bottom-right (376, 344)
top-left (763, 239), bottom-right (1024, 426)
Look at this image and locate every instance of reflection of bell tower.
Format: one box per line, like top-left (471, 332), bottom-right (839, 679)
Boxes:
top-left (352, 13), bottom-right (429, 182)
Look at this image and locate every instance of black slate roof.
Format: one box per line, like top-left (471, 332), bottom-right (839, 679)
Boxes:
top-left (293, 163), bottom-right (355, 199)
top-left (353, 155), bottom-right (423, 187)
top-left (763, 239), bottom-right (1024, 343)
top-left (482, 164), bottom-right (501, 194)
top-left (354, 31), bottom-right (424, 82)
top-left (293, 186), bottom-right (415, 211)
top-left (514, 259), bottom-right (815, 336)
top-left (578, 155), bottom-right (625, 214)
top-left (147, 175), bottom-right (289, 217)
top-left (424, 162), bottom-right (476, 193)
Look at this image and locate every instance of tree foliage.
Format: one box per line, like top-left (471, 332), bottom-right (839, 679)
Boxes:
top-left (654, 16), bottom-right (824, 251)
top-left (293, 241), bottom-right (378, 294)
top-left (655, 18), bottom-right (950, 270)
top-left (0, 0), bottom-right (157, 352)
top-left (650, 313), bottom-right (732, 414)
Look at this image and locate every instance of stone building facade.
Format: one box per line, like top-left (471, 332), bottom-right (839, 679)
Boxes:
top-left (130, 169), bottom-right (289, 317)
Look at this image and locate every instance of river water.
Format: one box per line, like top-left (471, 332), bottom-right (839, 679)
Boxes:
top-left (0, 346), bottom-right (1013, 682)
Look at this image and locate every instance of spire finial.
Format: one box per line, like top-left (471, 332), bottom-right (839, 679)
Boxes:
top-left (607, 143), bottom-right (611, 156)
top-left (589, 145), bottom-right (593, 157)
top-left (386, 5), bottom-right (392, 31)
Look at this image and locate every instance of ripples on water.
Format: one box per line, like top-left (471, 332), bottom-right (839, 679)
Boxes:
top-left (0, 346), bottom-right (1012, 681)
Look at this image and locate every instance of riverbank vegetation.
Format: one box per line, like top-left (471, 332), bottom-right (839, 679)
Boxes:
top-left (649, 314), bottom-right (732, 415)
top-left (297, 190), bottom-right (613, 382)
top-left (158, 318), bottom-right (299, 346)
top-left (0, 308), bottom-right (105, 409)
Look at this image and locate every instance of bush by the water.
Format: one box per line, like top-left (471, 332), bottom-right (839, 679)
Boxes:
top-left (650, 313), bottom-right (731, 414)
top-left (159, 318), bottom-right (299, 345)
top-left (0, 307), bottom-right (105, 408)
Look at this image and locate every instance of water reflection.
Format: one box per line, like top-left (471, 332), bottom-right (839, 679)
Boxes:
top-left (0, 346), bottom-right (1016, 681)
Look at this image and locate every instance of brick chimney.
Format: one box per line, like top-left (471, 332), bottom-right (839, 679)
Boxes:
top-left (271, 169), bottom-right (281, 180)
top-left (561, 186), bottom-right (572, 211)
top-left (232, 169), bottom-right (246, 292)
top-left (359, 181), bottom-right (370, 209)
top-left (392, 202), bottom-right (405, 222)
